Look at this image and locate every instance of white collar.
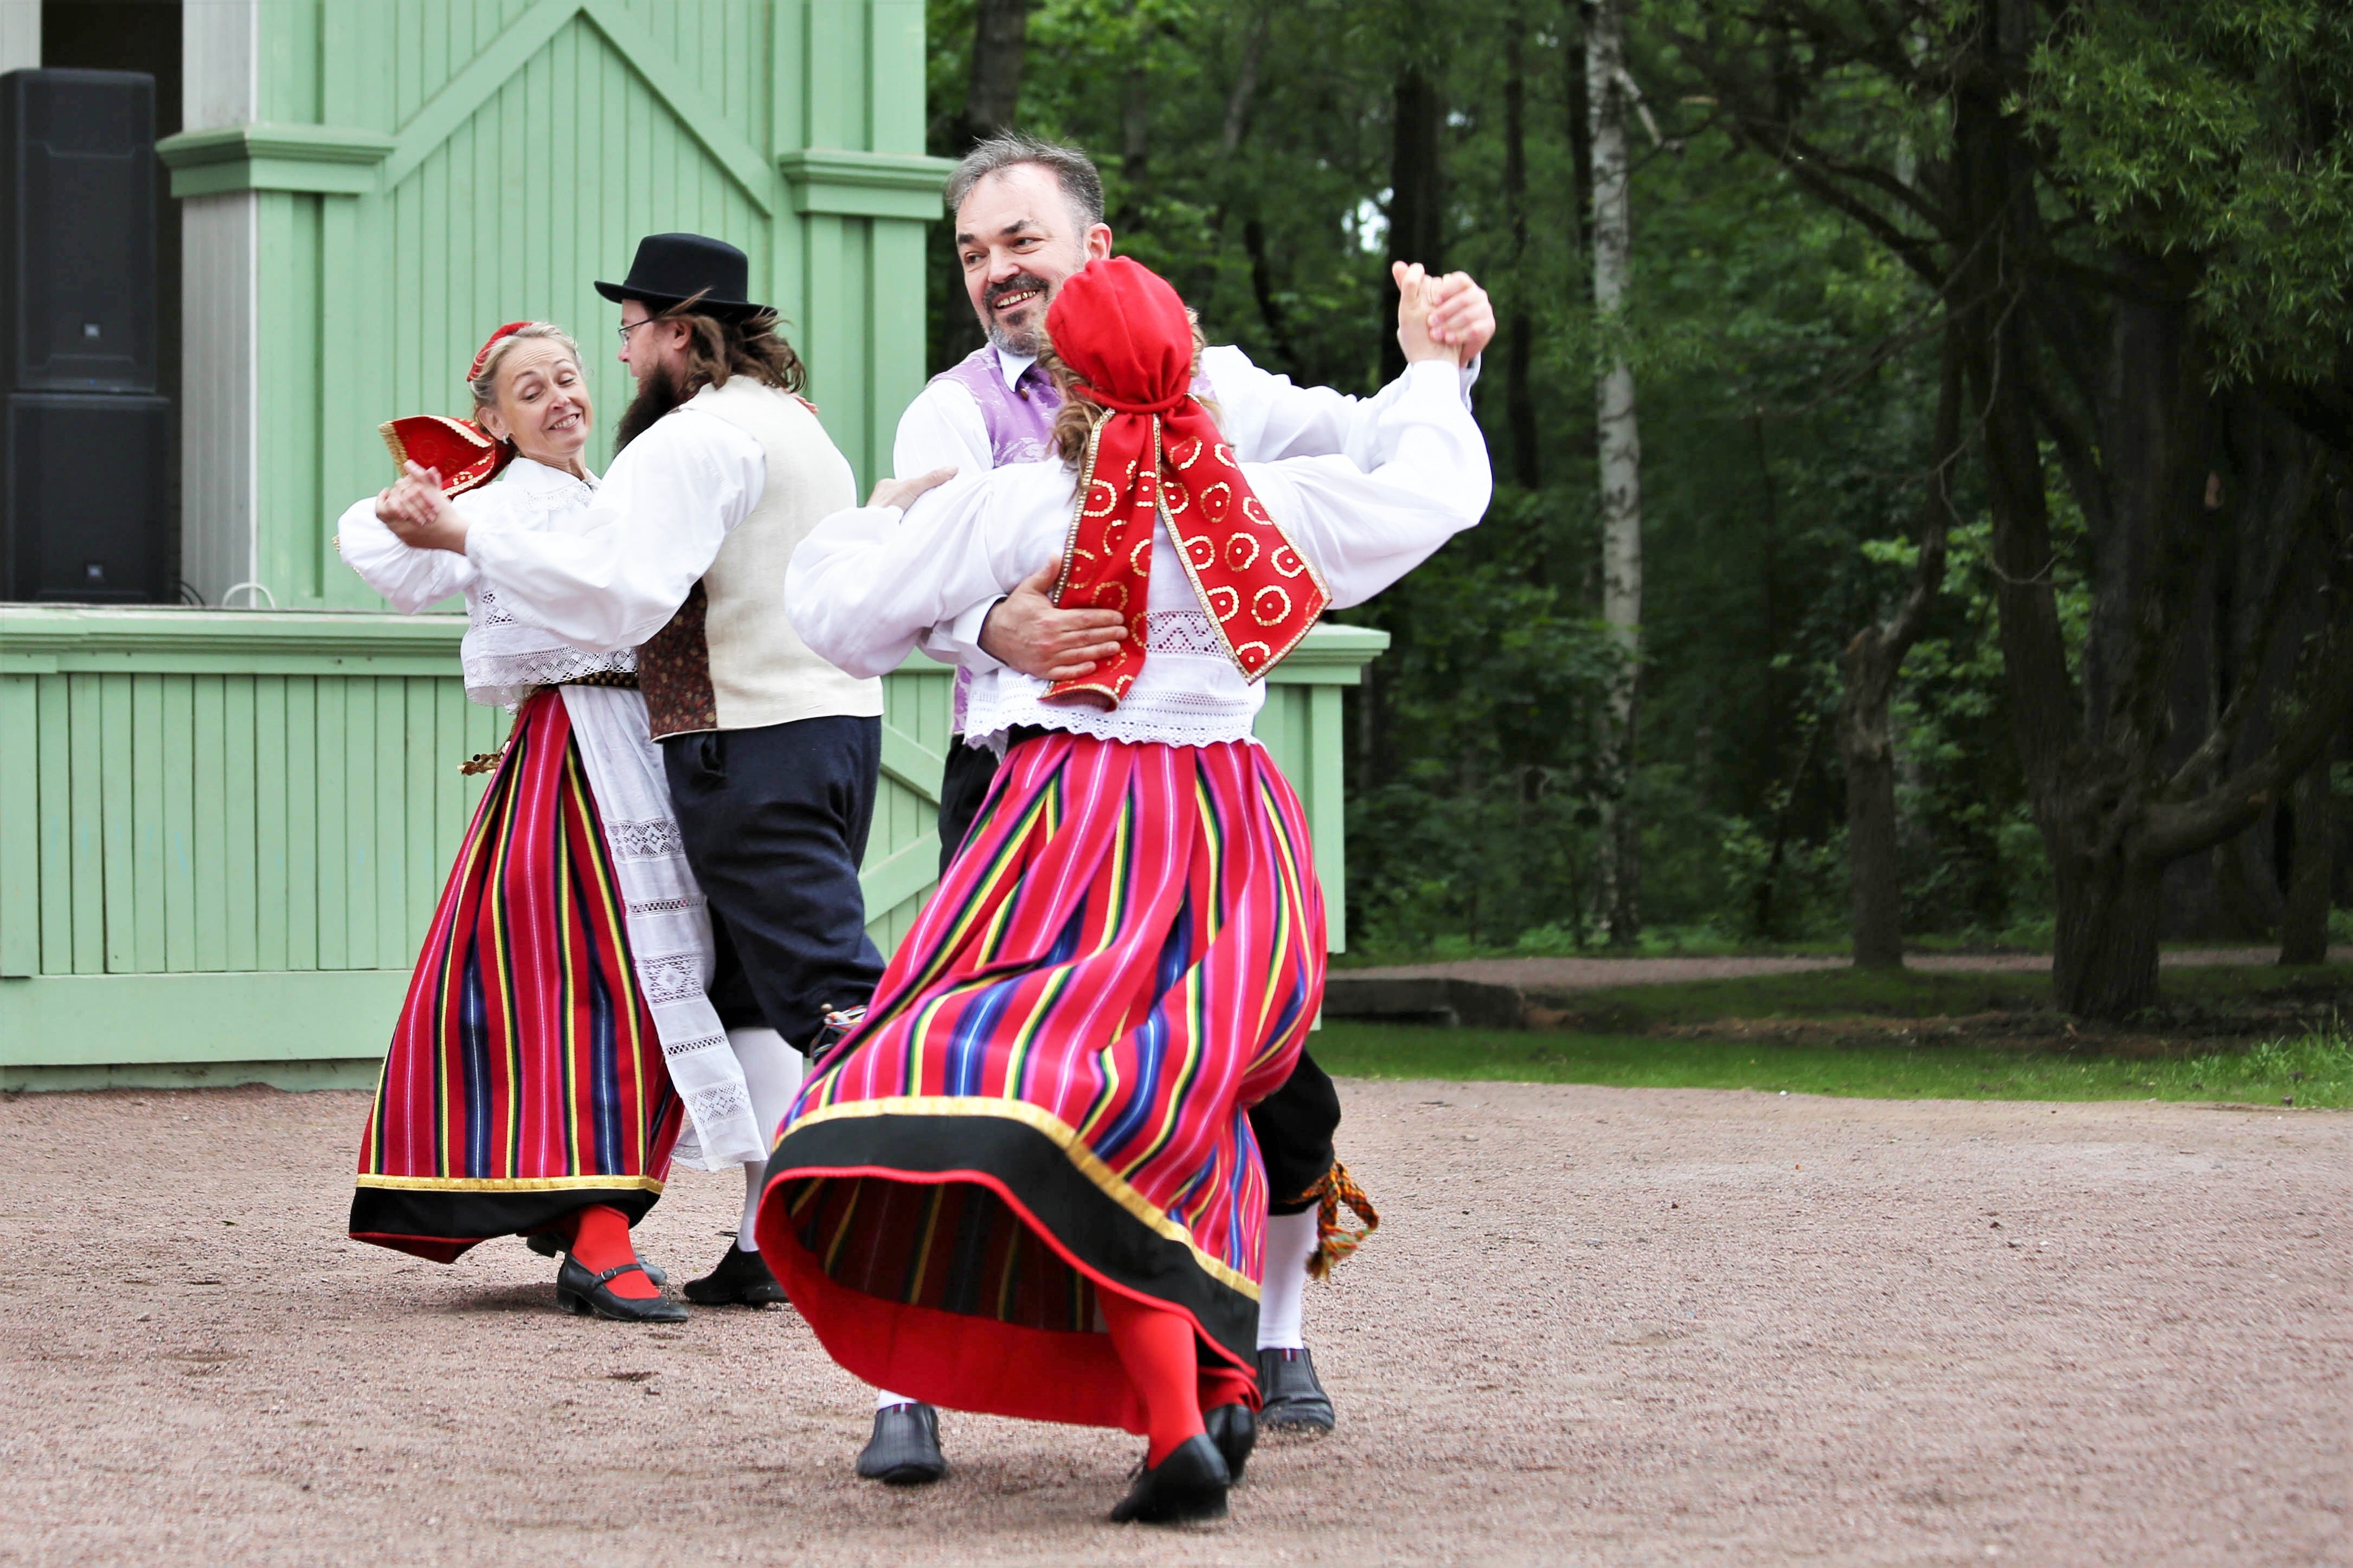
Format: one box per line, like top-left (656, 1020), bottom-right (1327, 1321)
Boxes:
top-left (992, 345), bottom-right (1039, 391)
top-left (499, 454), bottom-right (599, 490)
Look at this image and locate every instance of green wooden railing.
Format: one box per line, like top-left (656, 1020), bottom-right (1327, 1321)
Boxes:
top-left (0, 605), bottom-right (1384, 1087)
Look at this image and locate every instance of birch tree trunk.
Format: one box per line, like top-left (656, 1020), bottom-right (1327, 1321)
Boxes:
top-left (1588, 0), bottom-right (1643, 946)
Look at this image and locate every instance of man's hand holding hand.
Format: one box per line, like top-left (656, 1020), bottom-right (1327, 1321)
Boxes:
top-left (1425, 269), bottom-right (1495, 361)
top-left (978, 560), bottom-right (1128, 681)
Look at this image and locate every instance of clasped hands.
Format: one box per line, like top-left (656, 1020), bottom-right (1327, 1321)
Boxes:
top-left (376, 462), bottom-right (472, 555)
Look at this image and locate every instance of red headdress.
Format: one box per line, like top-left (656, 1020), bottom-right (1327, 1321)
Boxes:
top-left (1043, 258), bottom-right (1327, 705)
top-left (376, 321), bottom-right (545, 497)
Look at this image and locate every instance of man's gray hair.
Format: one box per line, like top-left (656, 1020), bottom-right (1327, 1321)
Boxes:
top-left (945, 133), bottom-right (1105, 231)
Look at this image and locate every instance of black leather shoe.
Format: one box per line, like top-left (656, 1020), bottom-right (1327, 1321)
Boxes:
top-left (683, 1243), bottom-right (785, 1306)
top-left (528, 1230), bottom-right (666, 1287)
top-left (1110, 1433), bottom-right (1231, 1525)
top-left (553, 1257), bottom-right (688, 1324)
top-left (1256, 1347), bottom-right (1335, 1432)
top-left (856, 1402), bottom-right (947, 1485)
top-left (1205, 1402), bottom-right (1256, 1483)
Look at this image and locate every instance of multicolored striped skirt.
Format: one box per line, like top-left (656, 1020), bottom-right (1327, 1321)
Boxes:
top-left (351, 688), bottom-right (682, 1262)
top-left (753, 732), bottom-right (1325, 1434)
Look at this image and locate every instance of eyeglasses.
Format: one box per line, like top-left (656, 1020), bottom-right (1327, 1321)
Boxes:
top-left (615, 319), bottom-right (657, 343)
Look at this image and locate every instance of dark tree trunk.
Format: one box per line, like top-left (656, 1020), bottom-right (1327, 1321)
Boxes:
top-left (1841, 654), bottom-right (1905, 967)
top-left (937, 0), bottom-right (1033, 371)
top-left (1382, 65), bottom-right (1444, 384)
top-left (1564, 2), bottom-right (1593, 259)
top-left (1502, 4), bottom-right (1540, 488)
top-left (2280, 758), bottom-right (2333, 964)
top-left (1841, 330), bottom-right (1961, 968)
top-left (2054, 847), bottom-right (2165, 1021)
top-left (1243, 217), bottom-right (1300, 370)
top-left (965, 0), bottom-right (1030, 139)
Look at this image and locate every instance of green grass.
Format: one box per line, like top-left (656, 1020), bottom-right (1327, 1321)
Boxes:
top-left (1314, 1017), bottom-right (2353, 1106)
top-left (1531, 962), bottom-right (2353, 1032)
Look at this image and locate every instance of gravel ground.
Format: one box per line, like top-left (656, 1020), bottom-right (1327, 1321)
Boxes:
top-left (2, 1082), bottom-right (2345, 1566)
top-left (1345, 946), bottom-right (2348, 989)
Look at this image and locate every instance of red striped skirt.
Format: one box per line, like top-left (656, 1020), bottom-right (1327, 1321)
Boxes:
top-left (753, 732), bottom-right (1324, 1433)
top-left (350, 688), bottom-right (682, 1262)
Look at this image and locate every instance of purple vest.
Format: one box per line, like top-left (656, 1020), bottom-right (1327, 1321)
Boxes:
top-left (938, 347), bottom-right (1061, 464)
top-left (933, 346), bottom-right (1216, 733)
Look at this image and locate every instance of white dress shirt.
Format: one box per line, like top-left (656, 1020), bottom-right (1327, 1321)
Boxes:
top-left (894, 343), bottom-right (1484, 669)
top-left (792, 359), bottom-right (1491, 749)
top-left (462, 405), bottom-right (769, 653)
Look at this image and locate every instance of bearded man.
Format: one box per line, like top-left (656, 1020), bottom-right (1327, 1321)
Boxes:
top-left (889, 135), bottom-right (1496, 1462)
top-left (375, 232), bottom-right (891, 1355)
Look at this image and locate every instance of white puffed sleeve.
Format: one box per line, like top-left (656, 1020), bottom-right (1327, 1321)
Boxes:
top-left (336, 494), bottom-right (476, 613)
top-left (1239, 359), bottom-right (1491, 608)
top-left (787, 467), bottom-right (1068, 678)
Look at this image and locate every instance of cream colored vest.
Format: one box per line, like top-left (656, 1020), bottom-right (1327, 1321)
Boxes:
top-left (638, 377), bottom-right (883, 740)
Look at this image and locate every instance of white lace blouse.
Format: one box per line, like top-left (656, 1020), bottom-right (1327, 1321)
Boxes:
top-left (787, 359), bottom-right (1491, 750)
top-left (336, 457), bottom-right (632, 707)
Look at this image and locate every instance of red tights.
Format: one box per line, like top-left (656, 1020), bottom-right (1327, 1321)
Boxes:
top-left (554, 1204), bottom-right (657, 1299)
top-left (1100, 1289), bottom-right (1208, 1467)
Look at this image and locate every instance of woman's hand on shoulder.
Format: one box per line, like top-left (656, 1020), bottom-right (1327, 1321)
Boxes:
top-left (868, 466), bottom-right (959, 513)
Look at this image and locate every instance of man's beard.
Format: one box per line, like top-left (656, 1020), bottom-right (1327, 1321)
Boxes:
top-left (616, 362), bottom-right (687, 450)
top-left (982, 270), bottom-right (1055, 356)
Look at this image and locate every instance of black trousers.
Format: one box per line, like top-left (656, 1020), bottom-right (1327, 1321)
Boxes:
top-left (936, 734), bottom-right (1004, 879)
top-left (665, 715), bottom-right (886, 1048)
top-left (935, 730), bottom-right (1341, 1208)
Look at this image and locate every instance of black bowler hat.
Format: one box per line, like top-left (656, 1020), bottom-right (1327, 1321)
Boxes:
top-left (595, 233), bottom-right (767, 318)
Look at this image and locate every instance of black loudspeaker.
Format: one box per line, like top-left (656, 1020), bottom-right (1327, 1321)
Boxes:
top-left (0, 69), bottom-right (156, 393)
top-left (2, 391), bottom-right (171, 602)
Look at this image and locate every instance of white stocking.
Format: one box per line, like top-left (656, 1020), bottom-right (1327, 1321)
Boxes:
top-left (1257, 1208), bottom-right (1320, 1350)
top-left (730, 1027), bottom-right (803, 1253)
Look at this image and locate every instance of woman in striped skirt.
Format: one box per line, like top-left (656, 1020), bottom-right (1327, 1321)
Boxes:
top-left (337, 322), bottom-right (800, 1321)
top-left (773, 257), bottom-right (1489, 1521)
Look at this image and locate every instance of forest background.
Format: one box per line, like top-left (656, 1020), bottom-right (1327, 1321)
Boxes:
top-left (918, 0), bottom-right (2353, 1016)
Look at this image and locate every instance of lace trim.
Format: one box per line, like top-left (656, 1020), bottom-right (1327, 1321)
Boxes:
top-left (638, 956), bottom-right (706, 1005)
top-left (1141, 610), bottom-right (1229, 656)
top-left (663, 1033), bottom-right (731, 1061)
top-left (605, 819), bottom-right (685, 859)
top-left (965, 661), bottom-right (1263, 750)
top-left (626, 895), bottom-right (703, 918)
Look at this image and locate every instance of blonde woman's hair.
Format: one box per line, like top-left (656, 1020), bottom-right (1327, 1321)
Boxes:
top-left (468, 322), bottom-right (584, 414)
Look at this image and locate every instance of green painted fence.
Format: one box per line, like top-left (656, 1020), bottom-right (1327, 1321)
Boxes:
top-left (0, 605), bottom-right (1385, 1087)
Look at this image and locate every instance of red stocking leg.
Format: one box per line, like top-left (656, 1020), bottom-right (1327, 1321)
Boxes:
top-left (1100, 1288), bottom-right (1207, 1467)
top-left (556, 1204), bottom-right (658, 1300)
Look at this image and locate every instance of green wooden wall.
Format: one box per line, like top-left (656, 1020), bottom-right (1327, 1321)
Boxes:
top-left (0, 608), bottom-right (1385, 1086)
top-left (159, 0), bottom-right (944, 612)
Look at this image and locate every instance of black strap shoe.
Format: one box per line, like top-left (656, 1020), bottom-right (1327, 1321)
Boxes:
top-left (682, 1242), bottom-right (785, 1306)
top-left (1205, 1401), bottom-right (1256, 1483)
top-left (856, 1402), bottom-right (947, 1485)
top-left (528, 1230), bottom-right (667, 1287)
top-left (1109, 1433), bottom-right (1231, 1525)
top-left (1256, 1347), bottom-right (1335, 1432)
top-left (552, 1257), bottom-right (689, 1324)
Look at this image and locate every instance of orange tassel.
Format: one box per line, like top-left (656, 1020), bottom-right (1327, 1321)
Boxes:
top-left (1303, 1160), bottom-right (1379, 1280)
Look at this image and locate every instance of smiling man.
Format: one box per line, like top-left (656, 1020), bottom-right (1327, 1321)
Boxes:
top-left (887, 134), bottom-right (1496, 1469)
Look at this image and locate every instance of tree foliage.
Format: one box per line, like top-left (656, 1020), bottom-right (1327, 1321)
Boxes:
top-left (923, 0), bottom-right (2352, 980)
